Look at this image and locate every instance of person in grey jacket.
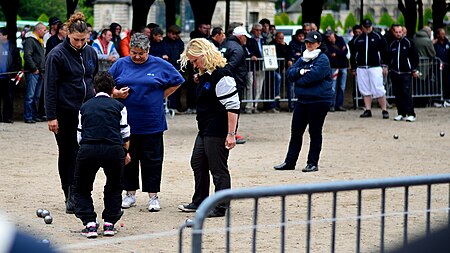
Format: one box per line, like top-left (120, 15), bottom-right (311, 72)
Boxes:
top-left (23, 22), bottom-right (46, 123)
top-left (413, 27), bottom-right (436, 58)
top-left (274, 31), bottom-right (332, 172)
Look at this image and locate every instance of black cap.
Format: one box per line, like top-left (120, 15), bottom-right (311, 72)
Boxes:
top-left (48, 17), bottom-right (61, 26)
top-left (304, 31), bottom-right (322, 43)
top-left (362, 19), bottom-right (372, 27)
top-left (167, 25), bottom-right (181, 34)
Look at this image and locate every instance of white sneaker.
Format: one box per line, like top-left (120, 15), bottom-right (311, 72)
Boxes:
top-left (148, 196), bottom-right (161, 212)
top-left (405, 115), bottom-right (416, 122)
top-left (444, 101), bottom-right (450, 108)
top-left (393, 115), bottom-right (404, 121)
top-left (121, 193), bottom-right (136, 208)
top-left (433, 102), bottom-right (443, 108)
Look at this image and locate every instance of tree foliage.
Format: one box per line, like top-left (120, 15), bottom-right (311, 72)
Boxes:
top-left (378, 12), bottom-right (394, 27)
top-left (296, 14), bottom-right (302, 25)
top-left (320, 13), bottom-right (335, 31)
top-left (274, 12), bottom-right (293, 25)
top-left (38, 14), bottom-right (49, 22)
top-left (397, 13), bottom-right (405, 26)
top-left (423, 7), bottom-right (432, 26)
top-left (344, 12), bottom-right (357, 29)
top-left (18, 0), bottom-right (66, 21)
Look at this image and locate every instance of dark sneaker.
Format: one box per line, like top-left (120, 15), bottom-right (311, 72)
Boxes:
top-left (302, 164), bottom-right (319, 172)
top-left (360, 110), bottom-right (372, 118)
top-left (336, 106), bottom-right (347, 111)
top-left (273, 162), bottom-right (295, 170)
top-left (382, 110), bottom-right (389, 119)
top-left (81, 222), bottom-right (98, 239)
top-left (178, 203), bottom-right (198, 212)
top-left (103, 222), bottom-right (117, 236)
top-left (207, 208), bottom-right (226, 218)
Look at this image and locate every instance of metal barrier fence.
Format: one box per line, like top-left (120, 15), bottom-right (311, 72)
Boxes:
top-left (354, 57), bottom-right (443, 108)
top-left (178, 174), bottom-right (450, 253)
top-left (243, 57), bottom-right (443, 110)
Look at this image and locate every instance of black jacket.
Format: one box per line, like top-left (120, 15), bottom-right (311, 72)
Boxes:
top-left (0, 40), bottom-right (21, 79)
top-left (219, 36), bottom-right (247, 88)
top-left (45, 38), bottom-right (98, 120)
top-left (289, 38), bottom-right (306, 63)
top-left (244, 37), bottom-right (263, 71)
top-left (388, 36), bottom-right (419, 74)
top-left (325, 35), bottom-right (349, 69)
top-left (45, 34), bottom-right (63, 57)
top-left (162, 36), bottom-right (184, 70)
top-left (350, 31), bottom-right (388, 69)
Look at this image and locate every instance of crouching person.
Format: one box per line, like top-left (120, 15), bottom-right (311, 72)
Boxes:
top-left (73, 71), bottom-right (131, 238)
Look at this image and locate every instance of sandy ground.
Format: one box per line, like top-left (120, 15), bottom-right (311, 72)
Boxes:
top-left (0, 107), bottom-right (449, 252)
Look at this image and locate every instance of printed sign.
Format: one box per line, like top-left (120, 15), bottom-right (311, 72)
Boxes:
top-left (262, 45), bottom-right (278, 71)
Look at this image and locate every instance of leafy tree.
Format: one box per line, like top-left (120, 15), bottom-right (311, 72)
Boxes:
top-left (320, 13), bottom-right (335, 31)
top-left (398, 0), bottom-right (419, 37)
top-left (38, 14), bottom-right (49, 22)
top-left (423, 7), bottom-right (432, 26)
top-left (432, 0), bottom-right (449, 31)
top-left (378, 12), bottom-right (394, 27)
top-left (296, 14), bottom-right (302, 25)
top-left (397, 13), bottom-right (405, 26)
top-left (302, 0), bottom-right (325, 28)
top-left (78, 0), bottom-right (93, 23)
top-left (344, 12), bottom-right (357, 30)
top-left (18, 0), bottom-right (66, 20)
top-left (274, 15), bottom-right (282, 25)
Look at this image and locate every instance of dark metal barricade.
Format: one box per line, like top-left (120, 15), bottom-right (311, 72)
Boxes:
top-left (354, 57), bottom-right (443, 108)
top-left (178, 174), bottom-right (450, 253)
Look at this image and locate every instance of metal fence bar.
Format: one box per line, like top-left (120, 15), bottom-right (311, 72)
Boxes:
top-left (331, 192), bottom-right (337, 253)
top-left (281, 196), bottom-right (286, 253)
top-left (306, 193), bottom-right (312, 253)
top-left (252, 199), bottom-right (258, 253)
top-left (186, 174), bottom-right (450, 253)
top-left (403, 186), bottom-right (409, 247)
top-left (381, 188), bottom-right (386, 253)
top-left (226, 206), bottom-right (231, 252)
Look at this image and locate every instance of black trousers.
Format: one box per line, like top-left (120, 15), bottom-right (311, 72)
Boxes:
top-left (285, 101), bottom-right (329, 167)
top-left (54, 108), bottom-right (79, 200)
top-left (190, 135), bottom-right (230, 207)
top-left (73, 144), bottom-right (125, 225)
top-left (0, 78), bottom-right (14, 122)
top-left (391, 72), bottom-right (415, 117)
top-left (122, 133), bottom-right (164, 193)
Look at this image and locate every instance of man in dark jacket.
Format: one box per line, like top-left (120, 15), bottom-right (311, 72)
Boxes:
top-left (0, 27), bottom-right (22, 123)
top-left (325, 31), bottom-right (349, 111)
top-left (23, 22), bottom-right (46, 123)
top-left (290, 29), bottom-right (306, 63)
top-left (350, 19), bottom-right (389, 119)
top-left (388, 24), bottom-right (419, 122)
top-left (433, 28), bottom-right (450, 103)
top-left (219, 26), bottom-right (249, 144)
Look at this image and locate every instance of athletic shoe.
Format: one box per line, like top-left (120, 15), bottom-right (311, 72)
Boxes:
top-left (393, 115), bottom-right (405, 121)
top-left (207, 208), bottom-right (226, 218)
top-left (360, 110), bottom-right (372, 118)
top-left (405, 115), bottom-right (416, 122)
top-left (121, 193), bottom-right (136, 208)
top-left (382, 110), bottom-right (389, 119)
top-left (81, 222), bottom-right (98, 239)
top-left (148, 195), bottom-right (161, 212)
top-left (103, 222), bottom-right (117, 236)
top-left (444, 101), bottom-right (450, 108)
top-left (178, 203), bottom-right (198, 212)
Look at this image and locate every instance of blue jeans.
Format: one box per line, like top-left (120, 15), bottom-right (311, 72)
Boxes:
top-left (24, 72), bottom-right (43, 121)
top-left (330, 68), bottom-right (347, 109)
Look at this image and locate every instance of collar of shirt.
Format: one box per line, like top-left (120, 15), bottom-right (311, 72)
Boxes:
top-left (95, 92), bottom-right (111, 97)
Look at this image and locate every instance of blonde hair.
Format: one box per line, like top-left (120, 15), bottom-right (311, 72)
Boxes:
top-left (179, 38), bottom-right (227, 75)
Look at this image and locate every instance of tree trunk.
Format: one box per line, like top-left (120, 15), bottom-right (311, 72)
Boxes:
top-left (398, 0), bottom-right (417, 37)
top-left (164, 0), bottom-right (176, 30)
top-left (189, 0), bottom-right (218, 28)
top-left (132, 0), bottom-right (155, 32)
top-left (0, 0), bottom-right (19, 43)
top-left (301, 0), bottom-right (324, 29)
top-left (432, 0), bottom-right (450, 32)
top-left (66, 0), bottom-right (79, 20)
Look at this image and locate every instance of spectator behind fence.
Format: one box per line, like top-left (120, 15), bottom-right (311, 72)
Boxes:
top-left (44, 17), bottom-right (61, 48)
top-left (0, 27), bottom-right (21, 123)
top-left (149, 27), bottom-right (168, 60)
top-left (348, 25), bottom-right (362, 109)
top-left (45, 11), bottom-right (98, 214)
top-left (259, 18), bottom-right (271, 44)
top-left (414, 27), bottom-right (436, 58)
top-left (290, 29), bottom-right (306, 63)
top-left (23, 22), bottom-right (46, 123)
top-left (73, 71), bottom-right (130, 239)
top-left (243, 23), bottom-right (266, 114)
top-left (274, 31), bottom-right (332, 172)
top-left (45, 23), bottom-right (67, 57)
top-left (109, 33), bottom-right (184, 212)
top-left (92, 29), bottom-right (119, 71)
top-left (110, 22), bottom-right (123, 57)
top-left (177, 38), bottom-right (239, 217)
top-left (388, 24), bottom-right (419, 122)
top-left (209, 27), bottom-right (226, 48)
top-left (433, 28), bottom-right (450, 104)
top-left (349, 19), bottom-right (389, 119)
top-left (119, 29), bottom-right (131, 57)
top-left (325, 30), bottom-right (349, 112)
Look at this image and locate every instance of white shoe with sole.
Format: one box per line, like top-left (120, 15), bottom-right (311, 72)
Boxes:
top-left (393, 115), bottom-right (404, 121)
top-left (405, 115), bottom-right (416, 122)
top-left (121, 193), bottom-right (136, 208)
top-left (148, 196), bottom-right (161, 212)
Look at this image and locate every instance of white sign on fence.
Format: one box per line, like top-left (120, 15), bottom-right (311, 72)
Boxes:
top-left (262, 45), bottom-right (278, 71)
